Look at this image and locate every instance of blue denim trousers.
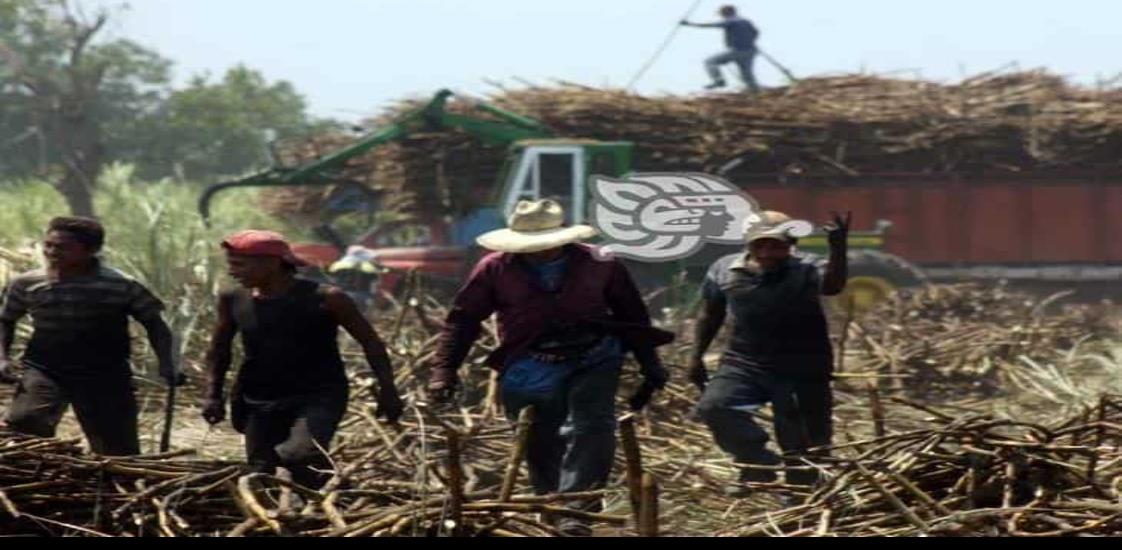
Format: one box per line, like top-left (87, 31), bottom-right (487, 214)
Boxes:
top-left (500, 337), bottom-right (623, 508)
top-left (705, 48), bottom-right (761, 92)
top-left (696, 364), bottom-right (832, 485)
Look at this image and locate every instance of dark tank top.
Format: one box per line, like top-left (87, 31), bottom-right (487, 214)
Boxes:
top-left (226, 279), bottom-right (347, 400)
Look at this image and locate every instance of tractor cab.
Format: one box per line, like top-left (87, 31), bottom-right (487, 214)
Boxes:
top-left (444, 139), bottom-right (635, 246)
top-left (341, 139), bottom-right (635, 295)
top-left (493, 139), bottom-right (634, 225)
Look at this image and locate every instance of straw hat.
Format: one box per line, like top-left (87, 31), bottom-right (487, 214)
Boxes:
top-left (743, 210), bottom-right (812, 244)
top-left (476, 199), bottom-right (597, 253)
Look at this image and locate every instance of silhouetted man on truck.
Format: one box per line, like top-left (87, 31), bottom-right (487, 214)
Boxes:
top-left (682, 4), bottom-right (762, 92)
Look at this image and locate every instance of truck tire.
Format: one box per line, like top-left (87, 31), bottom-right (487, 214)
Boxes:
top-left (830, 249), bottom-right (927, 314)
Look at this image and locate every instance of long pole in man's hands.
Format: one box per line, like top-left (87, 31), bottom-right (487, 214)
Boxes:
top-left (626, 0), bottom-right (705, 91)
top-left (758, 48), bottom-right (799, 84)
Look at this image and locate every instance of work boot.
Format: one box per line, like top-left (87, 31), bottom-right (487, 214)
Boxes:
top-left (776, 493), bottom-right (804, 509)
top-left (724, 466), bottom-right (778, 498)
top-left (705, 80), bottom-right (727, 90)
top-left (556, 517), bottom-right (593, 537)
top-left (289, 493), bottom-right (307, 511)
top-left (723, 483), bottom-right (753, 498)
top-left (785, 465), bottom-right (822, 488)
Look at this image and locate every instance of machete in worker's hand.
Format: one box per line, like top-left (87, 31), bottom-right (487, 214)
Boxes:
top-left (159, 377), bottom-right (176, 453)
top-left (159, 340), bottom-right (183, 454)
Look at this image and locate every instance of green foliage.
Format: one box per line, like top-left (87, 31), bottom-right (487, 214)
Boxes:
top-left (0, 0), bottom-right (172, 179)
top-left (127, 65), bottom-right (339, 181)
top-left (0, 164), bottom-right (301, 249)
top-left (1, 2), bottom-right (339, 192)
top-left (0, 163), bottom-right (312, 371)
top-left (0, 178), bottom-right (65, 240)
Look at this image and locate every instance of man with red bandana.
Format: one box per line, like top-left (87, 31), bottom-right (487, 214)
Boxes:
top-left (202, 229), bottom-right (403, 489)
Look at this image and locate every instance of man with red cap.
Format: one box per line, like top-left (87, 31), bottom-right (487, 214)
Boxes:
top-left (202, 230), bottom-right (403, 489)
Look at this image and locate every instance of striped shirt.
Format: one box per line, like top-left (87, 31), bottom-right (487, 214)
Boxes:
top-left (0, 260), bottom-right (164, 377)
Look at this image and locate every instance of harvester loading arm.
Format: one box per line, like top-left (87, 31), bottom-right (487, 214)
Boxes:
top-left (197, 89), bottom-right (553, 225)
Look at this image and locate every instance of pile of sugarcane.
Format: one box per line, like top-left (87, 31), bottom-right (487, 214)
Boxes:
top-left (721, 396), bottom-right (1122, 536)
top-left (1, 280), bottom-right (1119, 537)
top-left (7, 390), bottom-right (1122, 537)
top-left (0, 434), bottom-right (246, 537)
top-left (262, 69), bottom-right (1122, 218)
top-left (0, 415), bottom-right (642, 537)
top-left (265, 130), bottom-right (505, 219)
top-left (839, 283), bottom-right (1116, 399)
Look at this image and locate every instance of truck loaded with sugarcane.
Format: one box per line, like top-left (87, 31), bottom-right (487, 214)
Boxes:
top-left (198, 88), bottom-right (924, 314)
top-left (200, 72), bottom-right (1122, 314)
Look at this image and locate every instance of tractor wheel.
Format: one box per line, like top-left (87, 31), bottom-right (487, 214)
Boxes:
top-left (828, 250), bottom-right (926, 315)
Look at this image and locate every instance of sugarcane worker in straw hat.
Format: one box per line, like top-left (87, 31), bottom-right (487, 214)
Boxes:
top-left (690, 210), bottom-right (850, 499)
top-left (427, 199), bottom-right (674, 536)
top-left (202, 229), bottom-right (404, 489)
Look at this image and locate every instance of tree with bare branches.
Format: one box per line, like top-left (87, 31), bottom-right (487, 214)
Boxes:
top-left (0, 0), bottom-right (169, 217)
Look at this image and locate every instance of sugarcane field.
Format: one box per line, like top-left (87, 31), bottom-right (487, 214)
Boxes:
top-left (3, 0), bottom-right (1122, 539)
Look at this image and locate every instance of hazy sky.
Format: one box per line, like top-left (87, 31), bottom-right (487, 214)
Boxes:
top-left (92, 0), bottom-right (1121, 121)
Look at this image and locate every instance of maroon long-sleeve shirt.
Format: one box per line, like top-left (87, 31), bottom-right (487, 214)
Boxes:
top-left (431, 244), bottom-right (673, 378)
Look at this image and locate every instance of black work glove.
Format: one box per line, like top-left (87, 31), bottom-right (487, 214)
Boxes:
top-left (376, 387), bottom-right (405, 423)
top-left (629, 362), bottom-right (669, 411)
top-left (426, 368), bottom-right (460, 404)
top-left (629, 381), bottom-right (658, 411)
top-left (161, 367), bottom-right (187, 387)
top-left (824, 211), bottom-right (852, 250)
top-left (201, 395), bottom-right (226, 425)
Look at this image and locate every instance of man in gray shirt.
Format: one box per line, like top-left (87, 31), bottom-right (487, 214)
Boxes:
top-left (682, 5), bottom-right (761, 92)
top-left (690, 211), bottom-right (849, 498)
top-left (1, 217), bottom-right (179, 456)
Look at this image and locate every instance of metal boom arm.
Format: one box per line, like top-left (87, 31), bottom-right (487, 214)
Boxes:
top-left (198, 89), bottom-right (552, 224)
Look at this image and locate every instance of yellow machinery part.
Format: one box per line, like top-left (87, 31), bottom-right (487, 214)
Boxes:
top-left (828, 275), bottom-right (897, 315)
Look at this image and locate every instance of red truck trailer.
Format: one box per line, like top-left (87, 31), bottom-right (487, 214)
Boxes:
top-left (296, 169), bottom-right (1121, 313)
top-left (740, 170), bottom-right (1122, 290)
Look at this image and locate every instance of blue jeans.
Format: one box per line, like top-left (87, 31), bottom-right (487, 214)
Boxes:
top-left (696, 364), bottom-right (832, 485)
top-left (705, 49), bottom-right (761, 92)
top-left (501, 337), bottom-right (623, 509)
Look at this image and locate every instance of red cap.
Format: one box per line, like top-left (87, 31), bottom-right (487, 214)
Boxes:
top-left (221, 230), bottom-right (308, 267)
